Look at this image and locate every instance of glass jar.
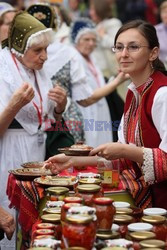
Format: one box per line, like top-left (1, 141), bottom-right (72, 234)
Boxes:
top-left (139, 239), bottom-right (165, 249)
top-left (76, 184), bottom-right (102, 206)
top-left (142, 215), bottom-right (167, 241)
top-left (46, 187), bottom-right (69, 201)
top-left (128, 231), bottom-right (156, 250)
top-left (97, 158), bottom-right (119, 189)
top-left (41, 214), bottom-right (62, 240)
top-left (93, 197), bottom-right (116, 231)
top-left (113, 215), bottom-right (133, 238)
top-left (62, 215), bottom-right (96, 250)
top-left (61, 203), bottom-right (83, 222)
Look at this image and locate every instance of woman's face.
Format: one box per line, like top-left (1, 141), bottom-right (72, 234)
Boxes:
top-left (20, 41), bottom-right (48, 70)
top-left (114, 28), bottom-right (155, 76)
top-left (160, 7), bottom-right (167, 25)
top-left (0, 11), bottom-right (16, 42)
top-left (76, 32), bottom-right (97, 58)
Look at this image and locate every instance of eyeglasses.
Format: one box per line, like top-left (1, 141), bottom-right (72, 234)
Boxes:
top-left (112, 44), bottom-right (149, 53)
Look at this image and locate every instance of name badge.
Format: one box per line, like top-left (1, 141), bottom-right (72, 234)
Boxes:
top-left (38, 128), bottom-right (44, 145)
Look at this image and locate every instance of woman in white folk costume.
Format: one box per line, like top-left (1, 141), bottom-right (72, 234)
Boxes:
top-left (0, 11), bottom-right (67, 222)
top-left (69, 18), bottom-right (125, 147)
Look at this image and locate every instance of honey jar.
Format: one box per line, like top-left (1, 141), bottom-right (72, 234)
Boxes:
top-left (46, 187), bottom-right (69, 201)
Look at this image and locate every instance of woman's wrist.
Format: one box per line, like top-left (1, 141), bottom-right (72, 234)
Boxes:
top-left (54, 107), bottom-right (65, 115)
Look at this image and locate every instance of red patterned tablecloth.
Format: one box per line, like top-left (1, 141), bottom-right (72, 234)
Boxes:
top-left (7, 166), bottom-right (123, 233)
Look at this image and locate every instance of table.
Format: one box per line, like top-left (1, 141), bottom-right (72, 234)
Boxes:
top-left (7, 166), bottom-right (134, 249)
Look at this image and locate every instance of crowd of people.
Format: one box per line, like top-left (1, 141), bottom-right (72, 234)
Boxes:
top-left (0, 0), bottom-right (167, 249)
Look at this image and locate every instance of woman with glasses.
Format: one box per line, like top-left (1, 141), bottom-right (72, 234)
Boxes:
top-left (45, 19), bottom-right (167, 209)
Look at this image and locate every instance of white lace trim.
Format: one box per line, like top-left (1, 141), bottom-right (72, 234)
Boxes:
top-left (141, 147), bottom-right (155, 184)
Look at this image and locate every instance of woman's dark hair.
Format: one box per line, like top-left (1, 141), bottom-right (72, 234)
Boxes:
top-left (91, 0), bottom-right (113, 20)
top-left (54, 3), bottom-right (72, 26)
top-left (114, 19), bottom-right (166, 73)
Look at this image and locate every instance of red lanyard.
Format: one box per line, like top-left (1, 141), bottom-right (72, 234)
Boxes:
top-left (12, 53), bottom-right (43, 129)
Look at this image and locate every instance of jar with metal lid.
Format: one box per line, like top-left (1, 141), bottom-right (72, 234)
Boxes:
top-left (139, 239), bottom-right (165, 249)
top-left (128, 231), bottom-right (156, 250)
top-left (95, 231), bottom-right (120, 250)
top-left (113, 215), bottom-right (133, 238)
top-left (61, 203), bottom-right (83, 222)
top-left (62, 214), bottom-right (96, 250)
top-left (142, 215), bottom-right (167, 241)
top-left (93, 197), bottom-right (116, 231)
top-left (75, 184), bottom-right (102, 206)
top-left (41, 214), bottom-right (62, 240)
top-left (46, 187), bottom-right (69, 201)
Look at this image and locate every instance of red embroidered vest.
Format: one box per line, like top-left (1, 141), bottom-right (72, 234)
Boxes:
top-left (124, 71), bottom-right (167, 208)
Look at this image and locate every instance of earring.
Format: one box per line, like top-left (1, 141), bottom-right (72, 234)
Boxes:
top-left (150, 61), bottom-right (154, 69)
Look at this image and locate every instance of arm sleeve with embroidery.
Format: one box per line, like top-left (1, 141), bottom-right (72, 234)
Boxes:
top-left (141, 87), bottom-right (167, 184)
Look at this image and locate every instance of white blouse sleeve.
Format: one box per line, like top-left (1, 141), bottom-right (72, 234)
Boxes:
top-left (152, 86), bottom-right (167, 152)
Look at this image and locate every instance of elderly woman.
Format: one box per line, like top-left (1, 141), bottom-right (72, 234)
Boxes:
top-left (0, 2), bottom-right (17, 49)
top-left (0, 11), bottom-right (67, 218)
top-left (69, 18), bottom-right (125, 147)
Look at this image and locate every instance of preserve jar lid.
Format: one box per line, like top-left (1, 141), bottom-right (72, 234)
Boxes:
top-left (37, 223), bottom-right (55, 229)
top-left (41, 214), bottom-right (61, 223)
top-left (79, 178), bottom-right (102, 185)
top-left (143, 207), bottom-right (167, 216)
top-left (113, 202), bottom-right (130, 208)
top-left (46, 186), bottom-right (69, 195)
top-left (114, 215), bottom-right (133, 223)
top-left (27, 248), bottom-right (53, 250)
top-left (45, 207), bottom-right (61, 214)
top-left (142, 248), bottom-right (163, 250)
top-left (77, 184), bottom-right (101, 193)
top-left (128, 222), bottom-right (153, 232)
top-left (35, 235), bottom-right (55, 240)
top-left (142, 215), bottom-right (166, 224)
top-left (62, 248), bottom-right (87, 250)
top-left (64, 203), bottom-right (82, 210)
top-left (96, 230), bottom-right (120, 239)
top-left (64, 196), bottom-right (83, 203)
top-left (94, 197), bottom-right (114, 205)
top-left (129, 231), bottom-right (156, 240)
top-left (101, 247), bottom-right (128, 250)
top-left (66, 214), bottom-right (93, 224)
top-left (139, 240), bottom-right (165, 248)
top-left (116, 208), bottom-right (133, 215)
top-left (35, 229), bottom-right (54, 236)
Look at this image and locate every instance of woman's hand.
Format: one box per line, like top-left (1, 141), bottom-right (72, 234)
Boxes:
top-left (48, 85), bottom-right (67, 114)
top-left (89, 142), bottom-right (124, 160)
top-left (0, 207), bottom-right (16, 240)
top-left (45, 154), bottom-right (73, 174)
top-left (9, 82), bottom-right (34, 110)
top-left (112, 71), bottom-right (130, 86)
